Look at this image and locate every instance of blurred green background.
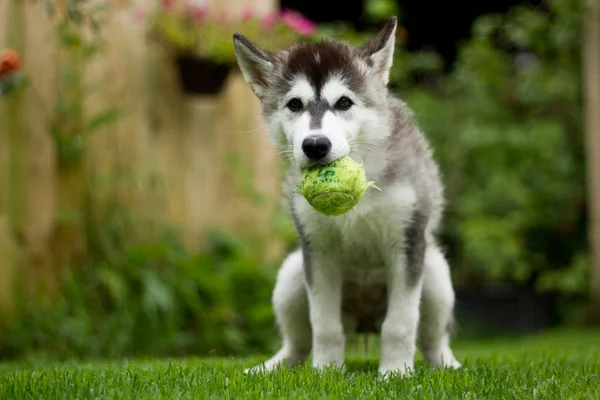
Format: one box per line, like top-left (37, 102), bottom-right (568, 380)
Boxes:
top-left (0, 0), bottom-right (597, 361)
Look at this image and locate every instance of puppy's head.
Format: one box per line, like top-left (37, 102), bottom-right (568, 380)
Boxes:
top-left (233, 17), bottom-right (398, 169)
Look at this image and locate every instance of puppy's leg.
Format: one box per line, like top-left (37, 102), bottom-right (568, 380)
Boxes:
top-left (307, 253), bottom-right (345, 370)
top-left (245, 250), bottom-right (311, 373)
top-left (417, 245), bottom-right (461, 369)
top-left (378, 214), bottom-right (426, 377)
top-left (378, 259), bottom-right (423, 377)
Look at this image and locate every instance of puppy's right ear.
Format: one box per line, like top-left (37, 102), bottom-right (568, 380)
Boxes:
top-left (233, 33), bottom-right (277, 99)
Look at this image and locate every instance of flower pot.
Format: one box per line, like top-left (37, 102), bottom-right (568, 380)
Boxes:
top-left (175, 55), bottom-right (231, 95)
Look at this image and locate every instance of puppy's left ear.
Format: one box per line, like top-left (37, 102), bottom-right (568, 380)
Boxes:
top-left (233, 33), bottom-right (277, 99)
top-left (358, 17), bottom-right (398, 86)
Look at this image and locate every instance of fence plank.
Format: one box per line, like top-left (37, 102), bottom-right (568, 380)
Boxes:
top-left (0, 0), bottom-right (285, 311)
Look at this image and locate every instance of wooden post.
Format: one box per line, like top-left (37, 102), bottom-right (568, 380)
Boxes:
top-left (584, 0), bottom-right (600, 307)
top-left (0, 0), bottom-right (28, 313)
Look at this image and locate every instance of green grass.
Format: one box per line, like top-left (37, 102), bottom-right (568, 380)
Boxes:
top-left (1, 329), bottom-right (599, 399)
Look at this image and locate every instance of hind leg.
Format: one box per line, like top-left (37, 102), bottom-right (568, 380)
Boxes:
top-left (418, 245), bottom-right (461, 368)
top-left (245, 249), bottom-right (312, 373)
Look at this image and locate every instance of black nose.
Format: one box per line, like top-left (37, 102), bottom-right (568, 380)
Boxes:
top-left (302, 135), bottom-right (332, 160)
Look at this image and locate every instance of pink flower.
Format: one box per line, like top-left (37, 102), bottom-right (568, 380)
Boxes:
top-left (162, 0), bottom-right (175, 12)
top-left (241, 6), bottom-right (254, 22)
top-left (188, 3), bottom-right (208, 21)
top-left (217, 11), bottom-right (229, 23)
top-left (280, 8), bottom-right (316, 36)
top-left (261, 11), bottom-right (279, 28)
top-left (131, 5), bottom-right (146, 23)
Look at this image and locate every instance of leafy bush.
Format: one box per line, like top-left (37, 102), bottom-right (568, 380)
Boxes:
top-left (148, 5), bottom-right (316, 64)
top-left (0, 230), bottom-right (278, 360)
top-left (394, 0), bottom-right (588, 298)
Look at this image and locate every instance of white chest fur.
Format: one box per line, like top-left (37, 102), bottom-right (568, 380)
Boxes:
top-left (294, 182), bottom-right (417, 285)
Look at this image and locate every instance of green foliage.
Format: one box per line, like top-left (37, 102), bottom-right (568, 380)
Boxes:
top-left (395, 0), bottom-right (587, 295)
top-left (1, 160), bottom-right (279, 360)
top-left (0, 72), bottom-right (28, 97)
top-left (0, 229), bottom-right (277, 360)
top-left (313, 0), bottom-right (588, 298)
top-left (364, 0), bottom-right (401, 23)
top-left (148, 9), bottom-right (314, 64)
top-left (1, 1), bottom-right (285, 361)
top-left (49, 0), bottom-right (125, 166)
top-left (1, 0), bottom-right (122, 164)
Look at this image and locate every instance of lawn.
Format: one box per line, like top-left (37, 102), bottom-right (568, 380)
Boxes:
top-left (1, 329), bottom-right (599, 399)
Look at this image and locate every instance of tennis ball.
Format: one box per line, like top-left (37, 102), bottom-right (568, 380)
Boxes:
top-left (295, 156), bottom-right (377, 216)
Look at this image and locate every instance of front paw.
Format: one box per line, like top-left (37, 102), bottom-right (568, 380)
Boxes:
top-left (311, 333), bottom-right (345, 371)
top-left (311, 348), bottom-right (345, 372)
top-left (441, 358), bottom-right (462, 369)
top-left (312, 357), bottom-right (345, 371)
top-left (378, 361), bottom-right (414, 380)
top-left (244, 360), bottom-right (281, 375)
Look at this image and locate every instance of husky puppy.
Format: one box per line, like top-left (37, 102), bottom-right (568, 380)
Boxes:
top-left (232, 16), bottom-right (461, 377)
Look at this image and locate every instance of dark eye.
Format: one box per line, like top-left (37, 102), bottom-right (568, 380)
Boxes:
top-left (287, 98), bottom-right (303, 112)
top-left (335, 96), bottom-right (353, 110)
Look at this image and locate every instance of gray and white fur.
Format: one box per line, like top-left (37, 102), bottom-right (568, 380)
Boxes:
top-left (233, 16), bottom-right (461, 377)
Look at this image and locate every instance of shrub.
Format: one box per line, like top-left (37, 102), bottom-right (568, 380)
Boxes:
top-left (0, 230), bottom-right (278, 360)
top-left (396, 0), bottom-right (588, 301)
top-left (147, 4), bottom-right (316, 64)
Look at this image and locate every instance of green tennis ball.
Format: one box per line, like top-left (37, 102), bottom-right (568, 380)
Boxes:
top-left (295, 156), bottom-right (377, 216)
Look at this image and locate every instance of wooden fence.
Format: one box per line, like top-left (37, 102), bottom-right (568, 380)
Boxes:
top-left (0, 0), bottom-right (286, 312)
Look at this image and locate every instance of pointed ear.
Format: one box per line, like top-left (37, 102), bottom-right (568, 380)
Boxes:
top-left (358, 17), bottom-right (398, 86)
top-left (233, 33), bottom-right (277, 99)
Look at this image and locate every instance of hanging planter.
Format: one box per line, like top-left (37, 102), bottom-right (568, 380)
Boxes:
top-left (146, 4), bottom-right (317, 96)
top-left (175, 55), bottom-right (231, 95)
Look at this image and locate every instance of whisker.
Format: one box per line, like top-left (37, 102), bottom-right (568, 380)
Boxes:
top-left (232, 123), bottom-right (269, 134)
top-left (277, 145), bottom-right (295, 163)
